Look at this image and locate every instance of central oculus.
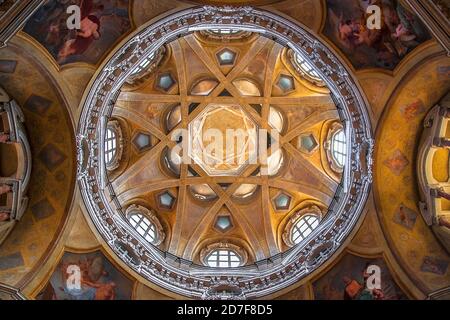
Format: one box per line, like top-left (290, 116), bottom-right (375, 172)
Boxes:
top-left (188, 104), bottom-right (259, 176)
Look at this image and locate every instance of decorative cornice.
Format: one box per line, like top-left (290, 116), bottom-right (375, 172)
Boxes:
top-left (0, 282), bottom-right (27, 300)
top-left (0, 0), bottom-right (43, 48)
top-left (76, 6), bottom-right (373, 299)
top-left (404, 0), bottom-right (450, 55)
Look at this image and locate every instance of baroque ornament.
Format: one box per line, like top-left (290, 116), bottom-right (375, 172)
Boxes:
top-left (77, 6), bottom-right (373, 299)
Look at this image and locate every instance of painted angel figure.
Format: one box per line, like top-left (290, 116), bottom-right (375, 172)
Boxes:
top-left (57, 0), bottom-right (103, 64)
top-left (328, 1), bottom-right (384, 52)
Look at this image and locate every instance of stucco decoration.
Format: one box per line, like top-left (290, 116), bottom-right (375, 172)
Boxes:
top-left (77, 6), bottom-right (373, 299)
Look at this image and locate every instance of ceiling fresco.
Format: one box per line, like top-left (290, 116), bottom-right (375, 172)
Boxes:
top-left (323, 0), bottom-right (431, 70)
top-left (23, 0), bottom-right (132, 66)
top-left (312, 253), bottom-right (408, 300)
top-left (0, 0), bottom-right (448, 303)
top-left (36, 250), bottom-right (134, 300)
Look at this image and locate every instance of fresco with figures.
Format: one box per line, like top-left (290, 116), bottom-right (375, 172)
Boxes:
top-left (324, 0), bottom-right (431, 70)
top-left (37, 251), bottom-right (134, 300)
top-left (23, 0), bottom-right (131, 66)
top-left (313, 254), bottom-right (408, 300)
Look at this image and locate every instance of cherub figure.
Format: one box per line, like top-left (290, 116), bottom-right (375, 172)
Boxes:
top-left (57, 0), bottom-right (103, 63)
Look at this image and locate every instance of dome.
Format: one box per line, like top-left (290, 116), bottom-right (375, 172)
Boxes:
top-left (77, 7), bottom-right (373, 299)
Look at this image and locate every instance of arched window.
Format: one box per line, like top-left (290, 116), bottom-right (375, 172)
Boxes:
top-left (129, 213), bottom-right (157, 244)
top-left (232, 79), bottom-right (261, 97)
top-left (232, 184), bottom-right (258, 200)
top-left (209, 28), bottom-right (241, 35)
top-left (268, 107), bottom-right (285, 133)
top-left (104, 120), bottom-right (123, 171)
top-left (165, 104), bottom-right (181, 133)
top-left (267, 149), bottom-right (284, 177)
top-left (206, 249), bottom-right (242, 268)
top-left (126, 47), bottom-right (165, 84)
top-left (189, 184), bottom-right (218, 201)
top-left (331, 129), bottom-right (346, 168)
top-left (291, 214), bottom-right (319, 245)
top-left (105, 127), bottom-right (117, 165)
top-left (126, 205), bottom-right (165, 246)
top-left (191, 79), bottom-right (219, 96)
top-left (130, 52), bottom-right (155, 76)
top-left (200, 243), bottom-right (247, 268)
top-left (291, 52), bottom-right (325, 86)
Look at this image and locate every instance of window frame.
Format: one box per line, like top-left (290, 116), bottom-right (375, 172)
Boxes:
top-left (199, 29), bottom-right (252, 41)
top-left (289, 50), bottom-right (326, 87)
top-left (126, 204), bottom-right (165, 246)
top-left (126, 46), bottom-right (166, 85)
top-left (290, 214), bottom-right (320, 245)
top-left (105, 120), bottom-right (123, 171)
top-left (283, 205), bottom-right (322, 247)
top-left (200, 243), bottom-right (248, 268)
top-left (331, 129), bottom-right (346, 169)
top-left (105, 127), bottom-right (117, 165)
top-left (324, 122), bottom-right (347, 173)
